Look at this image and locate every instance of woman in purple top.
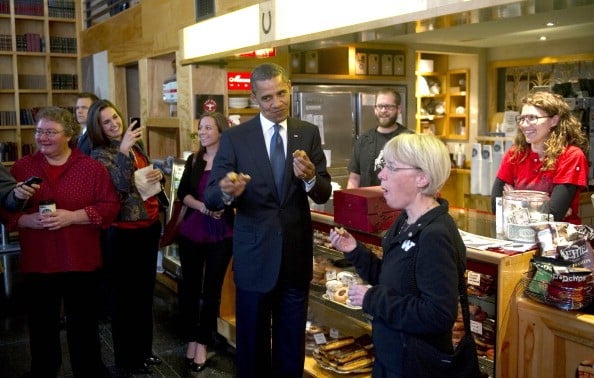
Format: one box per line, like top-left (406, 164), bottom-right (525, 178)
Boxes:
top-left (176, 112), bottom-right (234, 372)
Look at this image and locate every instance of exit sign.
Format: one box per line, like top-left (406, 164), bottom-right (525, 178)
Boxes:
top-left (227, 72), bottom-right (251, 91)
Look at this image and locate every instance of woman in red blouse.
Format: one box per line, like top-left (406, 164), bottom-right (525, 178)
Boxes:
top-left (9, 106), bottom-right (120, 377)
top-left (491, 91), bottom-right (589, 224)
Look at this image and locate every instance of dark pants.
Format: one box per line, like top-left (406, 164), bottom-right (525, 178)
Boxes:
top-left (178, 236), bottom-right (232, 345)
top-left (104, 221), bottom-right (161, 369)
top-left (235, 282), bottom-right (308, 378)
top-left (24, 271), bottom-right (105, 378)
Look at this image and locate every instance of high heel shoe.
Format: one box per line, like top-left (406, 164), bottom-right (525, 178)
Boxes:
top-left (190, 360), bottom-right (207, 372)
top-left (144, 354), bottom-right (162, 365)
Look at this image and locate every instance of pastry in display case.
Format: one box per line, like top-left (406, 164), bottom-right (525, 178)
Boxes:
top-left (309, 210), bottom-right (536, 378)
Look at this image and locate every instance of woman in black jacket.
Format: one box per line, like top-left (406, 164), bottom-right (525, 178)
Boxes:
top-left (176, 112), bottom-right (234, 372)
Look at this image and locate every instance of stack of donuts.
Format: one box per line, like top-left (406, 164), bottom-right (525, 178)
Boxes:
top-left (324, 271), bottom-right (362, 305)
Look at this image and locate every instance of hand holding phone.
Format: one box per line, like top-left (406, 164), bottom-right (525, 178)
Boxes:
top-left (129, 117), bottom-right (141, 130)
top-left (20, 176), bottom-right (42, 188)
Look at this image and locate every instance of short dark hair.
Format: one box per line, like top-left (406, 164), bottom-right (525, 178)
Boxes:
top-left (77, 92), bottom-right (99, 102)
top-left (250, 63), bottom-right (289, 94)
top-left (376, 88), bottom-right (402, 106)
top-left (36, 107), bottom-right (81, 148)
top-left (86, 99), bottom-right (125, 148)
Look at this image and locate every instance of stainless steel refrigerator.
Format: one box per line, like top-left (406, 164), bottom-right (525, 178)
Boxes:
top-left (291, 84), bottom-right (407, 189)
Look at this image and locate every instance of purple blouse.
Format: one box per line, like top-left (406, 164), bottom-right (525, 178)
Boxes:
top-left (178, 171), bottom-right (233, 243)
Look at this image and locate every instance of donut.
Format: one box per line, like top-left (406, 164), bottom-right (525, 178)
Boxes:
top-left (292, 150), bottom-right (307, 159)
top-left (334, 226), bottom-right (346, 236)
top-left (334, 288), bottom-right (348, 303)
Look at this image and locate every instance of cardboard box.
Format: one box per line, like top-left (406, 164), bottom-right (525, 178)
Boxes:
top-left (381, 54), bottom-right (393, 75)
top-left (333, 186), bottom-right (399, 233)
top-left (368, 54), bottom-right (379, 75)
top-left (355, 52), bottom-right (367, 75)
top-left (418, 59), bottom-right (434, 73)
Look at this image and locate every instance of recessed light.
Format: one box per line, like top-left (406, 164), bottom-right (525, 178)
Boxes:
top-left (539, 36), bottom-right (547, 41)
top-left (546, 22), bottom-right (555, 27)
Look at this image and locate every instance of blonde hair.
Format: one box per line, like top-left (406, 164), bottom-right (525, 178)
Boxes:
top-left (383, 133), bottom-right (451, 196)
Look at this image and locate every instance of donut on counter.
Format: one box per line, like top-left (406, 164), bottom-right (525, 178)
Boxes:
top-left (333, 287), bottom-right (349, 304)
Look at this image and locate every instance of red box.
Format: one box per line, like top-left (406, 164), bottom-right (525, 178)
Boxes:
top-left (333, 187), bottom-right (399, 233)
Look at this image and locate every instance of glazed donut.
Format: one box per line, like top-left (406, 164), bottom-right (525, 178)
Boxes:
top-left (334, 288), bottom-right (348, 303)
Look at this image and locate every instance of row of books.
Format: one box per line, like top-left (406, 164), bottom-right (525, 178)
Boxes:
top-left (14, 0), bottom-right (43, 17)
top-left (20, 107), bottom-right (40, 126)
top-left (18, 74), bottom-right (46, 90)
top-left (0, 74), bottom-right (78, 89)
top-left (51, 74), bottom-right (78, 90)
top-left (0, 0), bottom-right (75, 18)
top-left (48, 0), bottom-right (75, 19)
top-left (0, 142), bottom-right (18, 163)
top-left (0, 35), bottom-right (76, 54)
top-left (0, 34), bottom-right (11, 51)
top-left (0, 111), bottom-right (17, 125)
top-left (16, 33), bottom-right (43, 53)
top-left (0, 74), bottom-right (13, 89)
top-left (50, 36), bottom-right (76, 54)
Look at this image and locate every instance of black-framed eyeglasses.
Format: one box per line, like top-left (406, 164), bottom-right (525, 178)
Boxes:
top-left (375, 104), bottom-right (398, 111)
top-left (34, 129), bottom-right (65, 137)
top-left (383, 162), bottom-right (421, 173)
top-left (515, 114), bottom-right (552, 125)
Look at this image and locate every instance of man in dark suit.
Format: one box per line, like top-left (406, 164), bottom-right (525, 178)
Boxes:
top-left (204, 63), bottom-right (331, 377)
top-left (75, 92), bottom-right (99, 155)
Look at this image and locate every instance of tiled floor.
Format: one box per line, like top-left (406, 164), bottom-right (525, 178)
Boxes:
top-left (0, 274), bottom-right (237, 377)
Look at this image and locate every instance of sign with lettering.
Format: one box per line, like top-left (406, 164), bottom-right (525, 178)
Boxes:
top-left (227, 72), bottom-right (251, 91)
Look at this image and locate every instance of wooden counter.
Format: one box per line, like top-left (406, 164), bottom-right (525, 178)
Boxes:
top-left (517, 297), bottom-right (594, 378)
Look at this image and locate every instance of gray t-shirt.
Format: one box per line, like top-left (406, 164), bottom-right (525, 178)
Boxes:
top-left (348, 125), bottom-right (412, 187)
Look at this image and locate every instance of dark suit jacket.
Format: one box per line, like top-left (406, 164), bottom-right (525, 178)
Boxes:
top-left (204, 116), bottom-right (332, 292)
top-left (77, 131), bottom-right (92, 156)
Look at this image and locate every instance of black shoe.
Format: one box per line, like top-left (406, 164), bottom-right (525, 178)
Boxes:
top-left (184, 357), bottom-right (194, 367)
top-left (144, 354), bottom-right (162, 366)
top-left (190, 360), bottom-right (207, 372)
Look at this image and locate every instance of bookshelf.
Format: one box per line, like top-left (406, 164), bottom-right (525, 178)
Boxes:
top-left (0, 0), bottom-right (80, 164)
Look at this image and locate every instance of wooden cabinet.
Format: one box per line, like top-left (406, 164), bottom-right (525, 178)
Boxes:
top-left (415, 52), bottom-right (469, 141)
top-left (0, 1), bottom-right (79, 164)
top-left (517, 297), bottom-right (594, 378)
top-left (140, 52), bottom-right (181, 158)
top-left (290, 44), bottom-right (406, 82)
top-left (308, 211), bottom-right (533, 378)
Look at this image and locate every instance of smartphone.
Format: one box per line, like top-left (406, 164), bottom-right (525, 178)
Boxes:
top-left (21, 176), bottom-right (42, 187)
top-left (129, 117), bottom-right (141, 130)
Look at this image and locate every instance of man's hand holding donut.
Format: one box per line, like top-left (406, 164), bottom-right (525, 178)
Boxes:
top-left (292, 150), bottom-right (314, 181)
top-left (220, 171), bottom-right (251, 198)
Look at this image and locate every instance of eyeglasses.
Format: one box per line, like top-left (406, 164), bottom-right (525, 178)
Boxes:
top-left (34, 129), bottom-right (65, 137)
top-left (375, 104), bottom-right (398, 111)
top-left (383, 162), bottom-right (421, 173)
top-left (515, 114), bottom-right (552, 125)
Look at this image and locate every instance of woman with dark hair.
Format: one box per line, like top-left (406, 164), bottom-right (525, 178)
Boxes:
top-left (87, 99), bottom-right (165, 375)
top-left (8, 106), bottom-right (120, 377)
top-left (491, 91), bottom-right (589, 224)
top-left (176, 112), bottom-right (234, 372)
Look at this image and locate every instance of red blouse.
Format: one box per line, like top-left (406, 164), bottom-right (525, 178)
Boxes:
top-left (8, 150), bottom-right (120, 273)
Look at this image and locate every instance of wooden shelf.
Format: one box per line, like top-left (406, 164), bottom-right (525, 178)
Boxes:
top-left (415, 53), bottom-right (469, 141)
top-left (0, 2), bottom-right (80, 163)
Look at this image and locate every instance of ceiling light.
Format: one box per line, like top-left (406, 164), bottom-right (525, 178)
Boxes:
top-left (539, 36), bottom-right (547, 41)
top-left (545, 22), bottom-right (555, 27)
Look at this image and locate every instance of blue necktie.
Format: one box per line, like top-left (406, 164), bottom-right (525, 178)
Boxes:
top-left (270, 124), bottom-right (285, 197)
